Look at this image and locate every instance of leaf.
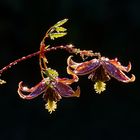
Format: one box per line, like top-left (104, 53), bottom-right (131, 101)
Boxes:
top-left (55, 27), bottom-right (67, 32)
top-left (49, 32), bottom-right (67, 40)
top-left (47, 19), bottom-right (68, 39)
top-left (53, 19), bottom-right (68, 28)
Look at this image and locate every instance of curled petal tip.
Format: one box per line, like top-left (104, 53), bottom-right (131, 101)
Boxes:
top-left (109, 59), bottom-right (132, 72)
top-left (18, 81), bottom-right (34, 99)
top-left (17, 81), bottom-right (27, 99)
top-left (127, 62), bottom-right (132, 72)
top-left (73, 86), bottom-right (80, 97)
top-left (129, 74), bottom-right (136, 82)
top-left (121, 74), bottom-right (135, 83)
top-left (67, 56), bottom-right (78, 69)
top-left (67, 55), bottom-right (73, 65)
top-left (18, 80), bottom-right (47, 100)
top-left (123, 74), bottom-right (135, 83)
top-left (18, 81), bottom-right (30, 91)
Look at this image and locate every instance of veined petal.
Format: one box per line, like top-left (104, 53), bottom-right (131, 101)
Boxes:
top-left (52, 81), bottom-right (80, 97)
top-left (109, 58), bottom-right (131, 72)
top-left (18, 80), bottom-right (47, 99)
top-left (57, 76), bottom-right (78, 85)
top-left (103, 61), bottom-right (135, 83)
top-left (67, 56), bottom-right (100, 75)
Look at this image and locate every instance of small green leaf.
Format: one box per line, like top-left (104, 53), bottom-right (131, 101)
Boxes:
top-left (56, 27), bottom-right (67, 32)
top-left (53, 19), bottom-right (68, 28)
top-left (49, 32), bottom-right (67, 40)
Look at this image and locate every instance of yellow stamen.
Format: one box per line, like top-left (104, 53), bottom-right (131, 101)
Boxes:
top-left (94, 81), bottom-right (106, 94)
top-left (45, 99), bottom-right (57, 114)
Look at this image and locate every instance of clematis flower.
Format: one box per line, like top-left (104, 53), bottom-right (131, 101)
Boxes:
top-left (18, 72), bottom-right (80, 114)
top-left (67, 56), bottom-right (135, 94)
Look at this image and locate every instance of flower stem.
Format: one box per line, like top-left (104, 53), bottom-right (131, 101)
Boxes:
top-left (0, 44), bottom-right (100, 76)
top-left (0, 45), bottom-right (77, 75)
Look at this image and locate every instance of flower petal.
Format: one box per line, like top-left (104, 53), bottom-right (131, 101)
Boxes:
top-left (103, 61), bottom-right (135, 83)
top-left (18, 80), bottom-right (47, 99)
top-left (67, 56), bottom-right (100, 75)
top-left (109, 58), bottom-right (131, 72)
top-left (52, 81), bottom-right (80, 97)
top-left (57, 66), bottom-right (79, 85)
top-left (57, 76), bottom-right (78, 85)
top-left (67, 56), bottom-right (81, 69)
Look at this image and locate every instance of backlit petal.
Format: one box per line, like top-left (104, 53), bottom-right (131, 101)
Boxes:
top-left (67, 56), bottom-right (100, 75)
top-left (109, 58), bottom-right (131, 72)
top-left (57, 67), bottom-right (79, 85)
top-left (18, 80), bottom-right (47, 99)
top-left (67, 56), bottom-right (80, 68)
top-left (53, 81), bottom-right (80, 97)
top-left (103, 61), bottom-right (135, 83)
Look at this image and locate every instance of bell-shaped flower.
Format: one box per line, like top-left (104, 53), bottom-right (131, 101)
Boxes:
top-left (18, 70), bottom-right (80, 113)
top-left (67, 56), bottom-right (135, 94)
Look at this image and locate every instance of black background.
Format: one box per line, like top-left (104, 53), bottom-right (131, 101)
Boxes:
top-left (0, 0), bottom-right (139, 140)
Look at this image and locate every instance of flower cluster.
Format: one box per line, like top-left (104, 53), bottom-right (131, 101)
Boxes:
top-left (0, 19), bottom-right (135, 113)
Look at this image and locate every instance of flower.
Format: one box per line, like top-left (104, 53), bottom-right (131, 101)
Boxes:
top-left (18, 74), bottom-right (80, 113)
top-left (67, 56), bottom-right (135, 94)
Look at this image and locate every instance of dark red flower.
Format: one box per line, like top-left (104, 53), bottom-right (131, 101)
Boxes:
top-left (18, 75), bottom-right (80, 113)
top-left (67, 56), bottom-right (135, 94)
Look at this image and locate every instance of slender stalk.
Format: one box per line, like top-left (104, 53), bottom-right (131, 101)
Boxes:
top-left (0, 45), bottom-right (76, 75)
top-left (0, 44), bottom-right (100, 76)
top-left (0, 50), bottom-right (40, 75)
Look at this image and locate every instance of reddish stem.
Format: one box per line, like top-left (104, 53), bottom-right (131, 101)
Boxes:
top-left (0, 45), bottom-right (77, 75)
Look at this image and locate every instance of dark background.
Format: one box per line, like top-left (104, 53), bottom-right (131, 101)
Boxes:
top-left (0, 0), bottom-right (139, 140)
